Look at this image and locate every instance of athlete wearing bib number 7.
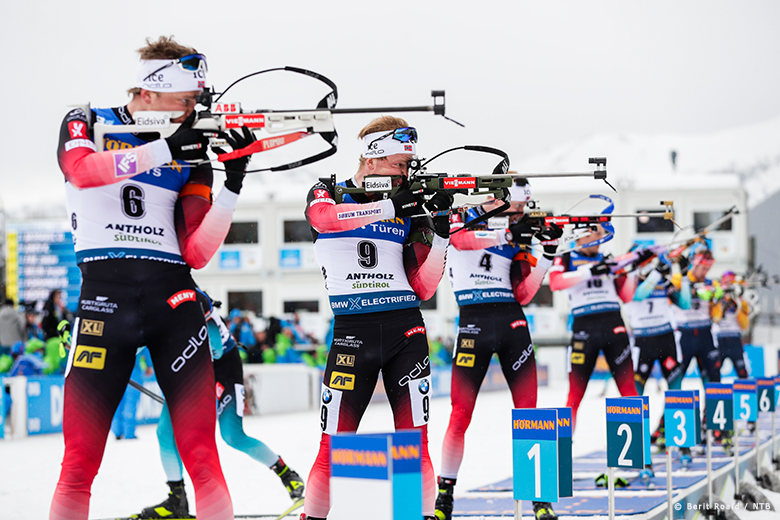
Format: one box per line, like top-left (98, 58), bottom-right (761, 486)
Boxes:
top-left (301, 117), bottom-right (451, 520)
top-left (50, 37), bottom-right (254, 520)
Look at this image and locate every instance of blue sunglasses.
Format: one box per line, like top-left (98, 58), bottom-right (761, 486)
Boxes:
top-left (143, 54), bottom-right (208, 81)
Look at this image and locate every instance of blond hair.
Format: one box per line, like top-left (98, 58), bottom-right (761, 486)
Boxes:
top-left (128, 36), bottom-right (200, 96)
top-left (357, 116), bottom-right (410, 170)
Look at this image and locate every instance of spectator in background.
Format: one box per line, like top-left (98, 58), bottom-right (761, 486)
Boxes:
top-left (23, 304), bottom-right (44, 341)
top-left (228, 309), bottom-right (257, 349)
top-left (41, 290), bottom-right (73, 341)
top-left (0, 298), bottom-right (26, 355)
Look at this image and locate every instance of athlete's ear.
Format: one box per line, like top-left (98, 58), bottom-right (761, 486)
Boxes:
top-left (139, 89), bottom-right (156, 106)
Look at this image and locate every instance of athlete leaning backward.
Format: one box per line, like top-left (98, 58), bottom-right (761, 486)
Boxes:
top-left (434, 179), bottom-right (563, 520)
top-left (548, 225), bottom-right (639, 429)
top-left (51, 36), bottom-right (255, 520)
top-left (301, 116), bottom-right (453, 520)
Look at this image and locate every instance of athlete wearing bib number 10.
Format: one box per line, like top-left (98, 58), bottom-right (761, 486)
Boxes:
top-left (435, 179), bottom-right (562, 520)
top-left (300, 116), bottom-right (452, 520)
top-left (549, 225), bottom-right (639, 430)
top-left (51, 36), bottom-right (254, 520)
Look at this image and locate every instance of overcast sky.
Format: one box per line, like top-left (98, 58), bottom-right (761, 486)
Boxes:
top-left (2, 0), bottom-right (779, 215)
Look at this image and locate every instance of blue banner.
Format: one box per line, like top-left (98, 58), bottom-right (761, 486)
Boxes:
top-left (331, 435), bottom-right (391, 480)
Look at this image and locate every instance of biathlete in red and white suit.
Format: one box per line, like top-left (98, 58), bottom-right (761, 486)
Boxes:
top-left (51, 37), bottom-right (253, 520)
top-left (301, 117), bottom-right (452, 520)
top-left (549, 225), bottom-right (638, 429)
top-left (434, 180), bottom-right (563, 520)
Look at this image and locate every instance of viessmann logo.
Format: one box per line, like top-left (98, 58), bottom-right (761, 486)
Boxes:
top-left (225, 114), bottom-right (265, 128)
top-left (442, 177), bottom-right (476, 189)
top-left (73, 345), bottom-right (107, 370)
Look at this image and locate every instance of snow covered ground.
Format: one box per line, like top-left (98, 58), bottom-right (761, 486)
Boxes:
top-left (1, 377), bottom-right (778, 519)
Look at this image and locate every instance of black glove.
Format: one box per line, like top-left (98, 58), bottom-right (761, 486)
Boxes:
top-left (432, 215), bottom-right (450, 239)
top-left (591, 262), bottom-right (612, 277)
top-left (165, 111), bottom-right (210, 161)
top-left (634, 248), bottom-right (655, 266)
top-left (425, 191), bottom-right (454, 213)
top-left (213, 126), bottom-right (256, 194)
top-left (535, 223), bottom-right (563, 259)
top-left (656, 261), bottom-right (671, 277)
top-left (391, 187), bottom-right (425, 218)
top-left (508, 220), bottom-right (535, 245)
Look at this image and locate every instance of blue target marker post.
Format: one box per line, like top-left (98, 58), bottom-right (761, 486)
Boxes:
top-left (330, 430), bottom-right (422, 520)
top-left (664, 390), bottom-right (698, 519)
top-left (512, 408), bottom-right (559, 519)
top-left (640, 396), bottom-right (651, 467)
top-left (775, 376), bottom-right (780, 462)
top-left (605, 398), bottom-right (644, 520)
top-left (705, 383), bottom-right (733, 512)
top-left (733, 379), bottom-right (757, 485)
top-left (757, 378), bottom-right (775, 478)
top-left (553, 408), bottom-right (573, 497)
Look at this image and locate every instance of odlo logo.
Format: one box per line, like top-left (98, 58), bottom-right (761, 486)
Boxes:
top-left (73, 345), bottom-right (107, 370)
top-left (171, 325), bottom-right (208, 372)
top-left (512, 343), bottom-right (534, 371)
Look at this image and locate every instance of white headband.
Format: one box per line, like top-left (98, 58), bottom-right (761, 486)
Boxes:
top-left (362, 130), bottom-right (417, 158)
top-left (508, 183), bottom-right (532, 203)
top-left (136, 59), bottom-right (207, 93)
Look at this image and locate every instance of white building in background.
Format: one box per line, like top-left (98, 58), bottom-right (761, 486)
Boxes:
top-left (192, 173), bottom-right (749, 347)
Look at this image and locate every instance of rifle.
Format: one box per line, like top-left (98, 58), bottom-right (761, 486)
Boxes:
top-left (76, 66), bottom-right (459, 172)
top-left (328, 149), bottom-right (610, 233)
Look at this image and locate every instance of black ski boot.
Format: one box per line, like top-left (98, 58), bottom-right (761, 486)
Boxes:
top-left (533, 501), bottom-right (558, 520)
top-left (138, 480), bottom-right (192, 519)
top-left (271, 457), bottom-right (305, 499)
top-left (434, 476), bottom-right (456, 520)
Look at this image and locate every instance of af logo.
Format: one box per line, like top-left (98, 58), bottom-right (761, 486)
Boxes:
top-left (330, 371), bottom-right (355, 390)
top-left (79, 320), bottom-right (104, 336)
top-left (456, 353), bottom-right (475, 368)
top-left (418, 378), bottom-right (430, 395)
top-left (571, 352), bottom-right (585, 365)
top-left (73, 345), bottom-right (107, 370)
top-left (322, 388), bottom-right (332, 404)
top-left (336, 354), bottom-right (355, 367)
top-left (460, 338), bottom-right (475, 349)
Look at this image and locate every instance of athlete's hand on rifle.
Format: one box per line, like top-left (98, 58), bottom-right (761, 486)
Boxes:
top-left (213, 126), bottom-right (257, 194)
top-left (391, 185), bottom-right (425, 218)
top-left (590, 261), bottom-right (613, 277)
top-left (633, 248), bottom-right (656, 267)
top-left (535, 223), bottom-right (563, 260)
top-left (656, 260), bottom-right (671, 278)
top-left (165, 111), bottom-right (211, 162)
top-left (507, 217), bottom-right (535, 245)
top-left (424, 190), bottom-right (454, 213)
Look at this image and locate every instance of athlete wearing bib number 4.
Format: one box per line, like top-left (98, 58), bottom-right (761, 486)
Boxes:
top-left (549, 225), bottom-right (639, 430)
top-left (435, 180), bottom-right (563, 520)
top-left (51, 37), bottom-right (254, 520)
top-left (301, 117), bottom-right (451, 520)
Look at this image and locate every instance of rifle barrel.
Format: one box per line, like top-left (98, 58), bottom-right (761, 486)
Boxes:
top-left (331, 105), bottom-right (435, 114)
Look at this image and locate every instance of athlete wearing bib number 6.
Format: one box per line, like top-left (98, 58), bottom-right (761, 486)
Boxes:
top-left (435, 179), bottom-right (563, 520)
top-left (301, 116), bottom-right (452, 520)
top-left (51, 37), bottom-right (254, 520)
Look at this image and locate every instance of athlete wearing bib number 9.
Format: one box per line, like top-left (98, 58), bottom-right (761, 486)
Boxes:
top-left (301, 116), bottom-right (451, 520)
top-left (51, 37), bottom-right (254, 520)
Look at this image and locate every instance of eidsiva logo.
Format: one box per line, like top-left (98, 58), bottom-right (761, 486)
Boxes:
top-left (167, 290), bottom-right (196, 309)
top-left (330, 371), bottom-right (355, 390)
top-left (73, 345), bottom-right (107, 370)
